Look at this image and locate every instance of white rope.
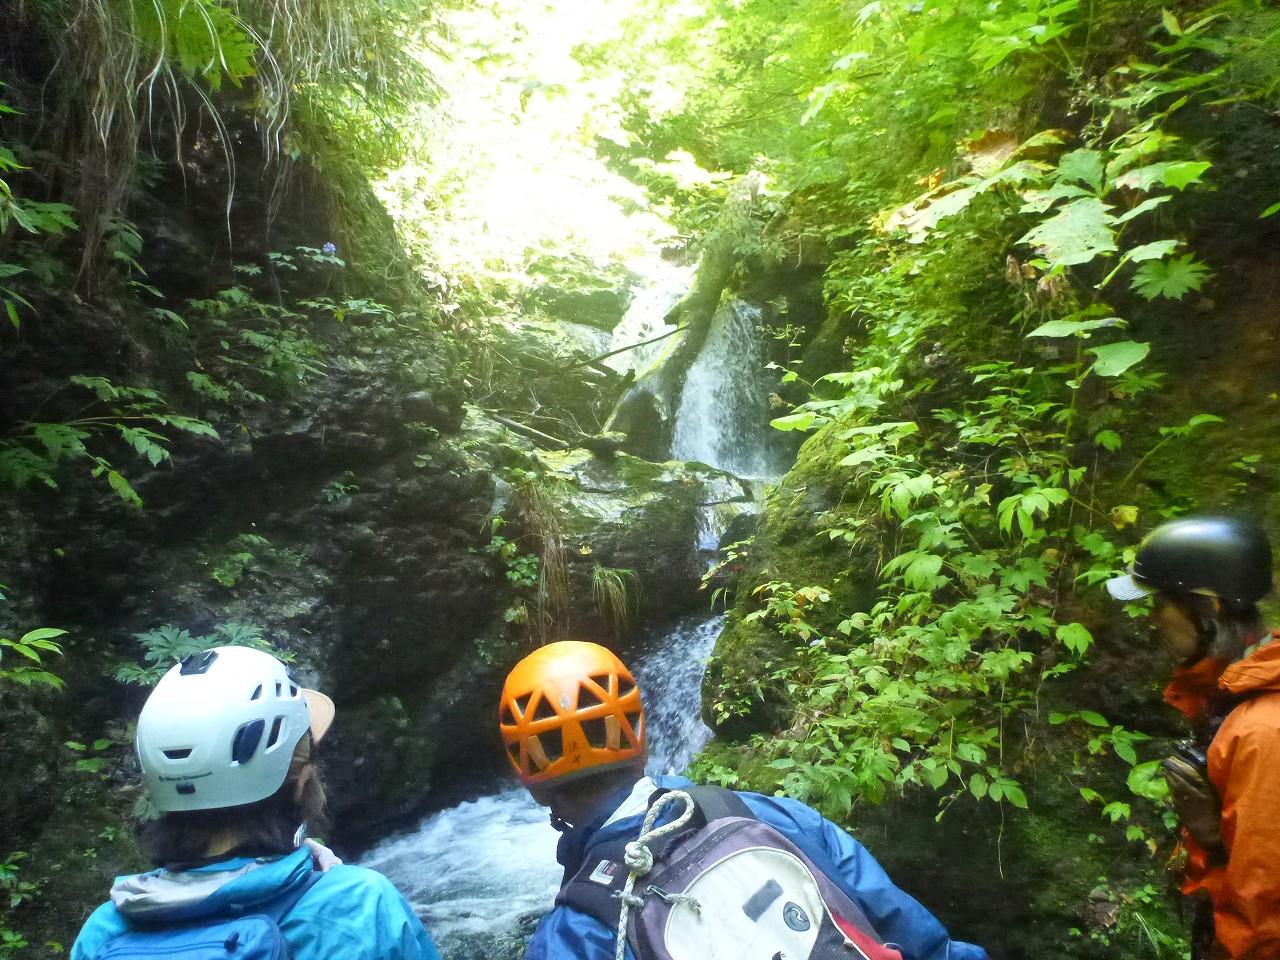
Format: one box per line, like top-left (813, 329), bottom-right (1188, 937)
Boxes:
top-left (613, 789), bottom-right (698, 960)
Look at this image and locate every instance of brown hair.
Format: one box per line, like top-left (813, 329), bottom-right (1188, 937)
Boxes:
top-left (138, 737), bottom-right (327, 867)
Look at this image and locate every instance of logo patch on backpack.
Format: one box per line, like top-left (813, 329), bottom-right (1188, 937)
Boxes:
top-left (782, 902), bottom-right (811, 932)
top-left (588, 859), bottom-right (621, 886)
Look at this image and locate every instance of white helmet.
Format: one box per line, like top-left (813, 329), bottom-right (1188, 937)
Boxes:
top-left (136, 645), bottom-right (336, 813)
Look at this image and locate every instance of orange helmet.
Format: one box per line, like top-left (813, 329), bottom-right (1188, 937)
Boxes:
top-left (499, 641), bottom-right (645, 786)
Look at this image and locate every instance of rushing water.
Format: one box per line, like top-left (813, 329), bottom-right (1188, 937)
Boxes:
top-left (672, 300), bottom-right (781, 478)
top-left (604, 257), bottom-right (697, 376)
top-left (360, 616), bottom-right (723, 959)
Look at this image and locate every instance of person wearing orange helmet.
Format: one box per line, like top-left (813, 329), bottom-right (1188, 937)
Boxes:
top-left (500, 640), bottom-right (987, 960)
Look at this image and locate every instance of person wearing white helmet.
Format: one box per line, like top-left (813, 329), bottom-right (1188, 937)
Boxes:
top-left (70, 645), bottom-right (441, 960)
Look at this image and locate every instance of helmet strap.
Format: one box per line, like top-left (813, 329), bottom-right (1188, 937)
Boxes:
top-left (549, 812), bottom-right (574, 833)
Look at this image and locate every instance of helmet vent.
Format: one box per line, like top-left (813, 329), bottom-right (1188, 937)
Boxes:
top-left (514, 693), bottom-right (532, 718)
top-left (265, 716), bottom-right (284, 750)
top-left (506, 742), bottom-right (521, 766)
top-left (180, 650), bottom-right (218, 675)
top-left (289, 684), bottom-right (299, 698)
top-left (580, 716), bottom-right (608, 749)
top-left (532, 696), bottom-right (558, 722)
top-left (541, 727), bottom-right (564, 763)
top-left (250, 685), bottom-right (263, 701)
top-left (231, 719), bottom-right (265, 764)
top-left (500, 705), bottom-right (516, 727)
top-left (275, 682), bottom-right (283, 698)
top-left (163, 748), bottom-right (192, 760)
top-left (581, 676), bottom-right (609, 705)
top-left (618, 676), bottom-right (635, 697)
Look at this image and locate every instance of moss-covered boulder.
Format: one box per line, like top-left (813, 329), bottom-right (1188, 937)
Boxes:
top-left (704, 421), bottom-right (879, 736)
top-left (529, 447), bottom-right (753, 638)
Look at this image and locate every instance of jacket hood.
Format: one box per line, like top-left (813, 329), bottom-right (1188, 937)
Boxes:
top-left (109, 846), bottom-right (312, 923)
top-left (1220, 637), bottom-right (1280, 697)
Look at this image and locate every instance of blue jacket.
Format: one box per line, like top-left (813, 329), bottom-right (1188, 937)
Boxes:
top-left (527, 775), bottom-right (988, 960)
top-left (71, 845), bottom-right (440, 960)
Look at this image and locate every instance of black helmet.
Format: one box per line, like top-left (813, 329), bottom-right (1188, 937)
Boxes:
top-left (1106, 516), bottom-right (1273, 610)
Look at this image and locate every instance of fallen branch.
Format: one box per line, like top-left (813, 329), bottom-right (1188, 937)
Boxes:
top-left (485, 412), bottom-right (572, 450)
top-left (562, 325), bottom-right (688, 372)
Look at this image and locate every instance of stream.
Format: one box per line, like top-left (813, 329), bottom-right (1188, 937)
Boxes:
top-left (361, 265), bottom-right (779, 958)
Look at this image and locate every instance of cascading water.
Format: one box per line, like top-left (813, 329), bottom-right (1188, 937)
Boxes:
top-left (604, 257), bottom-right (697, 376)
top-left (671, 300), bottom-right (781, 479)
top-left (360, 616), bottom-right (723, 959)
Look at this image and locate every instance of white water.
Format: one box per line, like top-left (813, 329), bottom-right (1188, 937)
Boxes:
top-left (361, 617), bottom-right (723, 958)
top-left (672, 300), bottom-right (781, 479)
top-left (604, 257), bottom-right (696, 376)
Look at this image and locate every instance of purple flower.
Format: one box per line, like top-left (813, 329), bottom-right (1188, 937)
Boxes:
top-left (322, 242), bottom-right (337, 255)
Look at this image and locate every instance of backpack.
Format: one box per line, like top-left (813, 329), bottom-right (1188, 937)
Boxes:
top-left (557, 785), bottom-right (905, 960)
top-left (95, 869), bottom-right (322, 960)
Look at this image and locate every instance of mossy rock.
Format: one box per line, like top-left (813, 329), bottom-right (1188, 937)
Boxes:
top-left (705, 420), bottom-right (879, 736)
top-left (532, 449), bottom-right (752, 635)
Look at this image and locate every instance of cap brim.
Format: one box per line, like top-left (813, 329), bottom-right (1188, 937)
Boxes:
top-left (303, 689), bottom-right (335, 742)
top-left (1106, 573), bottom-right (1155, 602)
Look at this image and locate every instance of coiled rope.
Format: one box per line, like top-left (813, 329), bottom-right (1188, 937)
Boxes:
top-left (613, 789), bottom-right (698, 960)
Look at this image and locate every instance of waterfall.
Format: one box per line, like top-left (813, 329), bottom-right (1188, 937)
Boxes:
top-left (360, 616), bottom-right (723, 959)
top-left (604, 257), bottom-right (696, 376)
top-left (671, 300), bottom-right (780, 478)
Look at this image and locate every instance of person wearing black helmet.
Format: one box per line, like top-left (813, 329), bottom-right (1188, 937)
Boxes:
top-left (1107, 516), bottom-right (1280, 959)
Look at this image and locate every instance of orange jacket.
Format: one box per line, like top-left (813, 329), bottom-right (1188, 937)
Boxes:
top-left (1166, 642), bottom-right (1280, 959)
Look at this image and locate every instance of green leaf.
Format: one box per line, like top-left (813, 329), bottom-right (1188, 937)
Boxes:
top-left (1018, 197), bottom-right (1117, 269)
top-left (19, 627), bottom-right (66, 644)
top-left (771, 412), bottom-right (817, 432)
top-left (1127, 760), bottom-right (1170, 800)
top-left (1112, 195), bottom-right (1172, 225)
top-left (1124, 240), bottom-right (1179, 264)
top-left (968, 773), bottom-right (988, 800)
top-left (1115, 161), bottom-right (1211, 192)
top-left (1056, 149), bottom-right (1104, 192)
top-left (1094, 430), bottom-right (1122, 451)
top-left (106, 470), bottom-right (143, 508)
top-left (1162, 8), bottom-right (1182, 36)
top-left (903, 553), bottom-right (944, 590)
top-left (1260, 201), bottom-right (1280, 220)
top-left (1056, 622), bottom-right (1094, 656)
top-left (1002, 783), bottom-right (1029, 809)
top-left (1087, 341), bottom-right (1150, 377)
top-left (1131, 255), bottom-right (1211, 300)
top-left (1079, 710), bottom-right (1109, 727)
top-left (1026, 317), bottom-right (1123, 338)
top-left (1113, 739), bottom-right (1138, 764)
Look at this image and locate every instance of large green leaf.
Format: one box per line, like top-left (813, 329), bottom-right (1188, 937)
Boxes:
top-left (1055, 148), bottom-right (1104, 192)
top-left (1115, 160), bottom-right (1211, 192)
top-left (1131, 255), bottom-right (1211, 300)
top-left (1026, 317), bottom-right (1123, 338)
top-left (1018, 197), bottom-right (1116, 269)
top-left (1088, 340), bottom-right (1150, 377)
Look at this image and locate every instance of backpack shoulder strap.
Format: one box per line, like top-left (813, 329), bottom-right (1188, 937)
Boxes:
top-left (684, 784), bottom-right (752, 824)
top-left (554, 831), bottom-right (630, 930)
